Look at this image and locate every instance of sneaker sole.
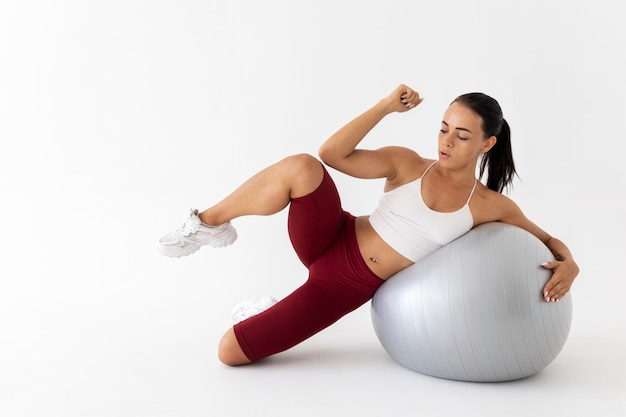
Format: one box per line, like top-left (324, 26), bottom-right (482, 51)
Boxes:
top-left (157, 243), bottom-right (202, 258)
top-left (157, 234), bottom-right (236, 257)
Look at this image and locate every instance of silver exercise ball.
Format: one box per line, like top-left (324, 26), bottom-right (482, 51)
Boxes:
top-left (371, 222), bottom-right (573, 382)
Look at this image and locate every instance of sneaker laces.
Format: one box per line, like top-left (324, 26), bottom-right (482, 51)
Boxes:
top-left (174, 211), bottom-right (200, 237)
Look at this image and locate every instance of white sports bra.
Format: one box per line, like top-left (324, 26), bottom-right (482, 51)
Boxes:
top-left (368, 161), bottom-right (476, 262)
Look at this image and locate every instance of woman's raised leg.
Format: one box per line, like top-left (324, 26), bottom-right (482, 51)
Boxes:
top-left (199, 153), bottom-right (324, 226)
top-left (157, 154), bottom-right (325, 257)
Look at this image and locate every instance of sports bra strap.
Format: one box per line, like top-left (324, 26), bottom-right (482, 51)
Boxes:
top-left (466, 179), bottom-right (478, 205)
top-left (420, 161), bottom-right (437, 179)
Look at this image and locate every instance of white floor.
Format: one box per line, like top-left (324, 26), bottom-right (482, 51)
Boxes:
top-left (1, 200), bottom-right (625, 417)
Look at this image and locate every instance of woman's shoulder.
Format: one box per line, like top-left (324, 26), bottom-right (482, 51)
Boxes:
top-left (471, 183), bottom-right (521, 223)
top-left (382, 147), bottom-right (431, 185)
top-left (378, 145), bottom-right (423, 161)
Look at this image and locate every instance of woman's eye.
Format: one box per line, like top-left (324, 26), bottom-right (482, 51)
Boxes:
top-left (440, 129), bottom-right (448, 134)
top-left (458, 136), bottom-right (468, 141)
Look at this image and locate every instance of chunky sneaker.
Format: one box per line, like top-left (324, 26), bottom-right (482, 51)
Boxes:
top-left (157, 209), bottom-right (237, 257)
top-left (232, 296), bottom-right (278, 323)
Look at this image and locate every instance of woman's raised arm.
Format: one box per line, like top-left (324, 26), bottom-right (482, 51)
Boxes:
top-left (318, 84), bottom-right (423, 180)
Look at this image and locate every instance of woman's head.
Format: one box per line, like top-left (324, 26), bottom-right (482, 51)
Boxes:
top-left (451, 93), bottom-right (517, 193)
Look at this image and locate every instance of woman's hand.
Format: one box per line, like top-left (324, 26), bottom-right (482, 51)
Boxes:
top-left (541, 258), bottom-right (579, 302)
top-left (495, 200), bottom-right (580, 304)
top-left (383, 84), bottom-right (424, 113)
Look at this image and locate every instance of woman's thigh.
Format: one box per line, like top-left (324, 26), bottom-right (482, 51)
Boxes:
top-left (287, 165), bottom-right (345, 267)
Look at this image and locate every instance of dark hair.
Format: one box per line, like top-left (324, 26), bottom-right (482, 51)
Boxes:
top-left (452, 93), bottom-right (517, 193)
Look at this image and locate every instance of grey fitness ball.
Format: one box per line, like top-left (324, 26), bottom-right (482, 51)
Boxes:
top-left (371, 222), bottom-right (573, 382)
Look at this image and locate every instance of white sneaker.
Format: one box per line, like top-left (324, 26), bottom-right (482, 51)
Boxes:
top-left (232, 296), bottom-right (278, 323)
top-left (157, 209), bottom-right (237, 257)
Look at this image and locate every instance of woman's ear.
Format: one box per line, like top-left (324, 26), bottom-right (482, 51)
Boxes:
top-left (482, 135), bottom-right (497, 153)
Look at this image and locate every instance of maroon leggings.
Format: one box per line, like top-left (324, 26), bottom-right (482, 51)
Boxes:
top-left (233, 165), bottom-right (384, 362)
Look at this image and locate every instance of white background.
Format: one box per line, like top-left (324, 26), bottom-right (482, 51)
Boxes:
top-left (1, 1), bottom-right (624, 416)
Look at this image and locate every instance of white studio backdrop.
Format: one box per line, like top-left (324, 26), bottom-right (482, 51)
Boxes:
top-left (1, 1), bottom-right (625, 416)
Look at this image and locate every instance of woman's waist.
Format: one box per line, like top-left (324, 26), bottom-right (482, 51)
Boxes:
top-left (354, 215), bottom-right (414, 280)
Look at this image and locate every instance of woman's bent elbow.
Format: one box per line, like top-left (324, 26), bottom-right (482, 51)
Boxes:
top-left (317, 145), bottom-right (331, 164)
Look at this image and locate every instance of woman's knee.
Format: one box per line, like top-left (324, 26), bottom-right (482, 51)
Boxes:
top-left (218, 327), bottom-right (252, 366)
top-left (281, 153), bottom-right (322, 172)
top-left (281, 154), bottom-right (324, 198)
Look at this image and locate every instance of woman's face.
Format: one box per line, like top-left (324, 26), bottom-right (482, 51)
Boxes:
top-left (438, 102), bottom-right (496, 167)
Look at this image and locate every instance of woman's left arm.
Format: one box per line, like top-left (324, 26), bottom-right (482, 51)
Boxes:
top-left (498, 198), bottom-right (580, 303)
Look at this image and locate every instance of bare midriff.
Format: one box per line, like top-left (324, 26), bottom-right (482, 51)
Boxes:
top-left (354, 216), bottom-right (414, 280)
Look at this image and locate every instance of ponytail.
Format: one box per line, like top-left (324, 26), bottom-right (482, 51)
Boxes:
top-left (452, 93), bottom-right (518, 194)
top-left (479, 119), bottom-right (517, 193)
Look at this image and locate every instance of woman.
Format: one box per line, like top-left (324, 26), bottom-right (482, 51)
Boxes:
top-left (157, 84), bottom-right (579, 366)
